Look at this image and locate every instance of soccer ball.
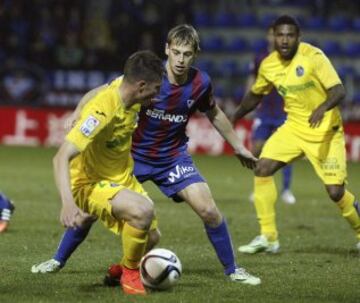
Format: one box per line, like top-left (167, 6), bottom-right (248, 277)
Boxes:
top-left (140, 248), bottom-right (182, 290)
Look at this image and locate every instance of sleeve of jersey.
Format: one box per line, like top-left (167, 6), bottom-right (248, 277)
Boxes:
top-left (251, 62), bottom-right (273, 95)
top-left (66, 90), bottom-right (117, 151)
top-left (197, 82), bottom-right (216, 112)
top-left (313, 52), bottom-right (342, 89)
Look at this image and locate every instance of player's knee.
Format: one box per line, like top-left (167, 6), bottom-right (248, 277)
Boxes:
top-left (75, 213), bottom-right (97, 229)
top-left (254, 159), bottom-right (273, 177)
top-left (130, 200), bottom-right (155, 229)
top-left (111, 195), bottom-right (154, 229)
top-left (326, 186), bottom-right (344, 202)
top-left (198, 205), bottom-right (221, 225)
top-left (254, 165), bottom-right (271, 176)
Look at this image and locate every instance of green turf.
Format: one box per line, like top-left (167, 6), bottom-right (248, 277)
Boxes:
top-left (0, 145), bottom-right (359, 303)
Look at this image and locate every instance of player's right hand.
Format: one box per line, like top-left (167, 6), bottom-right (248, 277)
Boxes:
top-left (60, 203), bottom-right (83, 228)
top-left (309, 104), bottom-right (326, 128)
top-left (234, 147), bottom-right (258, 170)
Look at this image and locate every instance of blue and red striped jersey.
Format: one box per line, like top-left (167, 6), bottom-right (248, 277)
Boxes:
top-left (250, 51), bottom-right (286, 122)
top-left (132, 66), bottom-right (214, 165)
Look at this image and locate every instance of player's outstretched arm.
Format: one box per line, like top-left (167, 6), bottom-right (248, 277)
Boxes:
top-left (231, 91), bottom-right (263, 124)
top-left (64, 84), bottom-right (108, 133)
top-left (308, 84), bottom-right (346, 128)
top-left (53, 141), bottom-right (84, 228)
top-left (206, 104), bottom-right (257, 169)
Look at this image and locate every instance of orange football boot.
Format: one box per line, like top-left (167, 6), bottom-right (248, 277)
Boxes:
top-left (120, 267), bottom-right (146, 296)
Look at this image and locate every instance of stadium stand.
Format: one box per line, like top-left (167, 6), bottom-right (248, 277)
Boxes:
top-left (0, 0), bottom-right (359, 120)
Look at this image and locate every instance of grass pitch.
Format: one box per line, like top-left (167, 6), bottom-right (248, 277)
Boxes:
top-left (0, 146), bottom-right (359, 303)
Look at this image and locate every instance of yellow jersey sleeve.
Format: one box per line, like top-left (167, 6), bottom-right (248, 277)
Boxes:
top-left (251, 61), bottom-right (274, 95)
top-left (66, 89), bottom-right (119, 151)
top-left (313, 51), bottom-right (342, 89)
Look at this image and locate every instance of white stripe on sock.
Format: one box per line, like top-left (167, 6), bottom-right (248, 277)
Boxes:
top-left (1, 209), bottom-right (11, 221)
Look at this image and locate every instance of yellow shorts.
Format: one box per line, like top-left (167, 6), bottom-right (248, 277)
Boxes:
top-left (72, 176), bottom-right (158, 235)
top-left (260, 125), bottom-right (347, 185)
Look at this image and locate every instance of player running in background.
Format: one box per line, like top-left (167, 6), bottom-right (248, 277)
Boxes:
top-left (32, 24), bottom-right (261, 285)
top-left (233, 15), bottom-right (360, 254)
top-left (0, 192), bottom-right (15, 233)
top-left (47, 50), bottom-right (163, 295)
top-left (246, 26), bottom-right (296, 204)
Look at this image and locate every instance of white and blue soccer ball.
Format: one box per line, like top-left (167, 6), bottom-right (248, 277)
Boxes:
top-left (140, 248), bottom-right (182, 290)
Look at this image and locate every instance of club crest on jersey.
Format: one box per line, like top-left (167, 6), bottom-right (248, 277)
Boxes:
top-left (296, 66), bottom-right (304, 77)
top-left (80, 115), bottom-right (100, 137)
top-left (187, 99), bottom-right (195, 108)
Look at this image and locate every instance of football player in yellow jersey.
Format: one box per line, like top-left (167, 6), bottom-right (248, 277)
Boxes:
top-left (52, 50), bottom-right (163, 295)
top-left (233, 15), bottom-right (360, 254)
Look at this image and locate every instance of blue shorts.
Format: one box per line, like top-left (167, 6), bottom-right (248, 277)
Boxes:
top-left (252, 118), bottom-right (285, 141)
top-left (133, 154), bottom-right (206, 202)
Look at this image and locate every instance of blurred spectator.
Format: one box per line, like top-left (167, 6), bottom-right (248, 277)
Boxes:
top-left (110, 11), bottom-right (139, 66)
top-left (82, 16), bottom-right (115, 69)
top-left (141, 3), bottom-right (162, 55)
top-left (138, 32), bottom-right (156, 52)
top-left (0, 60), bottom-right (46, 105)
top-left (55, 32), bottom-right (84, 69)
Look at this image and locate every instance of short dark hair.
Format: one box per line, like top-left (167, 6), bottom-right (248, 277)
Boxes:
top-left (272, 15), bottom-right (300, 34)
top-left (124, 50), bottom-right (164, 83)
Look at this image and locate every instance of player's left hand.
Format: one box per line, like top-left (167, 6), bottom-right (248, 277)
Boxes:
top-left (309, 105), bottom-right (327, 128)
top-left (234, 147), bottom-right (258, 170)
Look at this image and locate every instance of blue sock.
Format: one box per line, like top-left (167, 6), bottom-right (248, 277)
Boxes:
top-left (54, 225), bottom-right (91, 266)
top-left (205, 219), bottom-right (236, 275)
top-left (0, 193), bottom-right (14, 221)
top-left (0, 193), bottom-right (13, 209)
top-left (354, 200), bottom-right (360, 216)
top-left (282, 165), bottom-right (292, 191)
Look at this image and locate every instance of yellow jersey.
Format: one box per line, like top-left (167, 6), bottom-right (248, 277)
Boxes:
top-left (66, 76), bottom-right (140, 184)
top-left (252, 42), bottom-right (343, 140)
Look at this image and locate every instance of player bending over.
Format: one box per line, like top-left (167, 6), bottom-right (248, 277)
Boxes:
top-left (40, 50), bottom-right (164, 295)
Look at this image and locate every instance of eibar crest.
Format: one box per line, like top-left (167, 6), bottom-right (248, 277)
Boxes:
top-left (296, 66), bottom-right (304, 77)
top-left (187, 99), bottom-right (195, 108)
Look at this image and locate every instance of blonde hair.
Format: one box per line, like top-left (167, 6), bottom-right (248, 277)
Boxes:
top-left (167, 24), bottom-right (200, 53)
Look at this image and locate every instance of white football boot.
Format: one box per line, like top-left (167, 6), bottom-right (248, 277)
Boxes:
top-left (281, 189), bottom-right (296, 204)
top-left (31, 259), bottom-right (62, 273)
top-left (250, 190), bottom-right (296, 204)
top-left (238, 235), bottom-right (280, 254)
top-left (229, 267), bottom-right (261, 285)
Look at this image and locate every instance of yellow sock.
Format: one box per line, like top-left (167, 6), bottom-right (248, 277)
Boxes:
top-left (254, 176), bottom-right (278, 241)
top-left (336, 190), bottom-right (360, 240)
top-left (121, 223), bottom-right (148, 269)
